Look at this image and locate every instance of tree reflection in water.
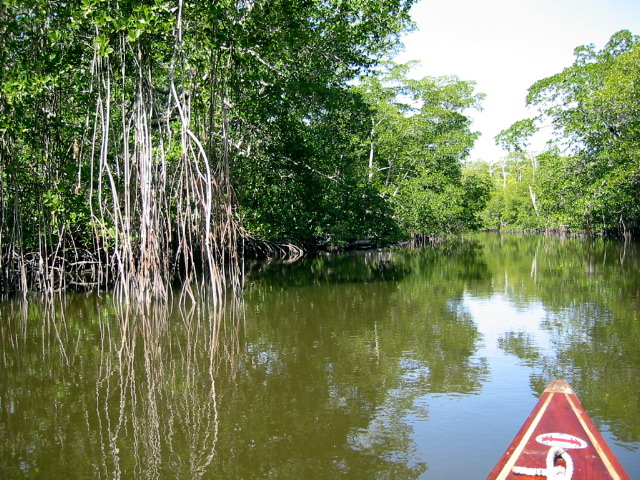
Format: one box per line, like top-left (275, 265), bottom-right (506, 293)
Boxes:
top-left (0, 246), bottom-right (488, 480)
top-left (3, 236), bottom-right (637, 479)
top-left (0, 290), bottom-right (237, 479)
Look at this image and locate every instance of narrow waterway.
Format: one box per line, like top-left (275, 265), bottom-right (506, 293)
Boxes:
top-left (1, 233), bottom-right (638, 479)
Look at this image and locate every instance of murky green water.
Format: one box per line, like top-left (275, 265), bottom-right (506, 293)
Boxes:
top-left (1, 233), bottom-right (639, 479)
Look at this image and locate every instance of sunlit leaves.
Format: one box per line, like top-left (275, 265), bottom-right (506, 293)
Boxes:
top-left (495, 118), bottom-right (537, 153)
top-left (357, 63), bottom-right (485, 235)
top-left (490, 30), bottom-right (640, 236)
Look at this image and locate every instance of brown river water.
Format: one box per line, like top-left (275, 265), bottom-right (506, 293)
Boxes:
top-left (1, 233), bottom-right (639, 479)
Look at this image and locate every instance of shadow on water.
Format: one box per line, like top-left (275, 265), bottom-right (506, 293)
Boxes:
top-left (244, 240), bottom-right (491, 288)
top-left (244, 250), bottom-right (413, 287)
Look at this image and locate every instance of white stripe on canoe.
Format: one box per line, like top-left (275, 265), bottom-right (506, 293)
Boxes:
top-left (494, 391), bottom-right (555, 480)
top-left (565, 393), bottom-right (623, 480)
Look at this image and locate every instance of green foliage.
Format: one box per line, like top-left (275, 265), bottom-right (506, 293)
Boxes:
top-left (1, 0), bottom-right (422, 293)
top-left (460, 168), bottom-right (493, 231)
top-left (494, 118), bottom-right (537, 153)
top-left (525, 30), bottom-right (640, 236)
top-left (235, 60), bottom-right (487, 245)
top-left (481, 182), bottom-right (535, 230)
top-left (475, 152), bottom-right (542, 231)
top-left (232, 85), bottom-right (400, 245)
top-left (480, 30), bottom-right (640, 236)
top-left (1, 0), bottom-right (495, 295)
top-left (356, 64), bottom-right (486, 236)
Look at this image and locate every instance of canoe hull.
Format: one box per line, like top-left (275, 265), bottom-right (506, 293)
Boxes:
top-left (486, 380), bottom-right (630, 480)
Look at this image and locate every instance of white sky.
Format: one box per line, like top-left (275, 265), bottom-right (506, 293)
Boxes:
top-left (395, 0), bottom-right (640, 162)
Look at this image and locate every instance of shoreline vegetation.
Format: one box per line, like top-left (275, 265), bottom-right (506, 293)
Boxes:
top-left (2, 2), bottom-right (638, 298)
top-left (1, 228), bottom-right (628, 299)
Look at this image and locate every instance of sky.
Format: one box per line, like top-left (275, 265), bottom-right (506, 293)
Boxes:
top-left (395, 0), bottom-right (640, 162)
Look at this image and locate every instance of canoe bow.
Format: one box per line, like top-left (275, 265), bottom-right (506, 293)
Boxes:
top-left (486, 380), bottom-right (630, 480)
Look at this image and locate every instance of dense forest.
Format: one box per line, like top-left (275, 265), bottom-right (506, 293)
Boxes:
top-left (1, 1), bottom-right (639, 298)
top-left (0, 0), bottom-right (488, 298)
top-left (475, 30), bottom-right (640, 239)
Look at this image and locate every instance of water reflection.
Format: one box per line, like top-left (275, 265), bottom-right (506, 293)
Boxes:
top-left (229, 247), bottom-right (489, 478)
top-left (1, 235), bottom-right (639, 479)
top-left (540, 302), bottom-right (640, 446)
top-left (0, 292), bottom-right (236, 479)
top-left (471, 234), bottom-right (640, 447)
top-left (497, 331), bottom-right (542, 368)
top-left (0, 245), bottom-right (489, 479)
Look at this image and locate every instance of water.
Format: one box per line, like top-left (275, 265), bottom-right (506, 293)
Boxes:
top-left (1, 233), bottom-right (639, 479)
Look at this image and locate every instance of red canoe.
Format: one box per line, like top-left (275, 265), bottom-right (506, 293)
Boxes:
top-left (486, 380), bottom-right (630, 480)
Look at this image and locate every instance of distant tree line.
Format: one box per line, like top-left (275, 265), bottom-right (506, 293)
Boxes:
top-left (475, 30), bottom-right (640, 240)
top-left (0, 0), bottom-right (490, 298)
